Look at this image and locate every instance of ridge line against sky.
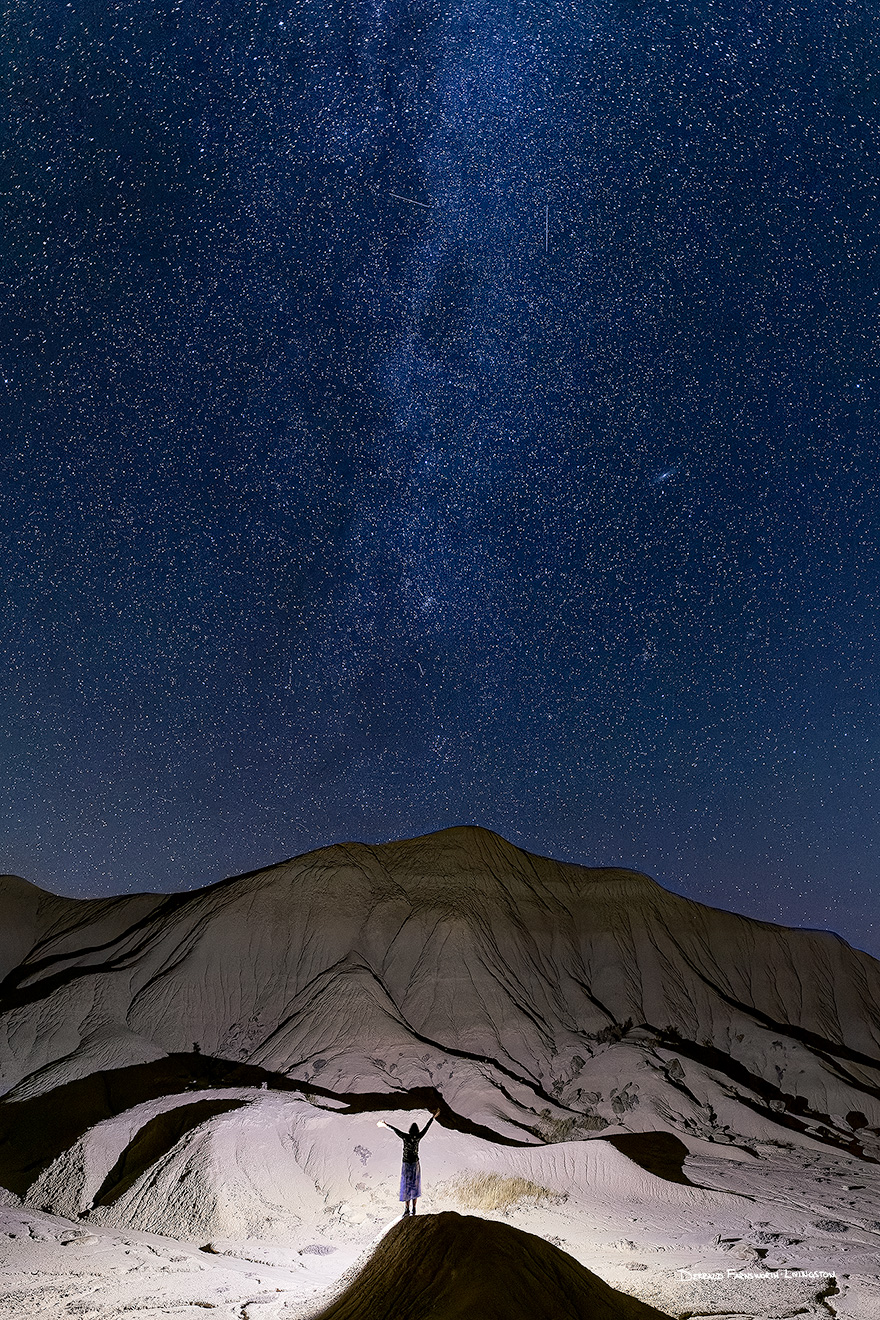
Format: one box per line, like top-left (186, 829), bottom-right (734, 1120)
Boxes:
top-left (1, 0), bottom-right (878, 956)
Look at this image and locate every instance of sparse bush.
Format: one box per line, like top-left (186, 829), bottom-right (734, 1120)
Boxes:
top-left (444, 1172), bottom-right (558, 1212)
top-left (534, 1110), bottom-right (608, 1142)
top-left (592, 1018), bottom-right (633, 1045)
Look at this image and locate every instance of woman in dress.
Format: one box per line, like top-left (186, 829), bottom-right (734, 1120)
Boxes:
top-left (377, 1109), bottom-right (440, 1215)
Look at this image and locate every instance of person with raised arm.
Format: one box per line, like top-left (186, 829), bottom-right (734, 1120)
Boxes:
top-left (377, 1109), bottom-right (440, 1215)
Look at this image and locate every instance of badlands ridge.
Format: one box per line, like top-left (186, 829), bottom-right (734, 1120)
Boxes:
top-left (1, 826), bottom-right (879, 1318)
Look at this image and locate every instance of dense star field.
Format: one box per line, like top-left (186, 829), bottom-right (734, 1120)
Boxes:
top-left (1, 1), bottom-right (878, 951)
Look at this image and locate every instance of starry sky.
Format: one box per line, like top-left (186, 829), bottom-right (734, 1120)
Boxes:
top-left (2, 0), bottom-right (878, 954)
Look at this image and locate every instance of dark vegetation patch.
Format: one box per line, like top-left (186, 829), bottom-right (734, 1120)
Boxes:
top-left (310, 1211), bottom-right (674, 1320)
top-left (91, 1098), bottom-right (247, 1206)
top-left (590, 1018), bottom-right (634, 1045)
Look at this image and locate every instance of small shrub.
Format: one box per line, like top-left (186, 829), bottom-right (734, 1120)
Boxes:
top-left (534, 1110), bottom-right (608, 1142)
top-left (444, 1172), bottom-right (558, 1212)
top-left (593, 1018), bottom-right (633, 1045)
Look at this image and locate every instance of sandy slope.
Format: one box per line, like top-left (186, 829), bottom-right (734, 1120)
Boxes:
top-left (2, 1097), bottom-right (878, 1317)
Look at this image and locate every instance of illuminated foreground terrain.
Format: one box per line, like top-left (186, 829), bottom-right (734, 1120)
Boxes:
top-left (1, 828), bottom-right (878, 1317)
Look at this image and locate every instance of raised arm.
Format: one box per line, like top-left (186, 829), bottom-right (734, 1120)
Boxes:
top-left (419, 1111), bottom-right (438, 1139)
top-left (384, 1123), bottom-right (408, 1140)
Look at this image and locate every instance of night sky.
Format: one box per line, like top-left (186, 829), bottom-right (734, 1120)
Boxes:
top-left (2, 1), bottom-right (878, 954)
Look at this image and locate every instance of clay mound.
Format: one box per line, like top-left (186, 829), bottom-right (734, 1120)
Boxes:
top-left (91, 1097), bottom-right (247, 1207)
top-left (312, 1211), bottom-right (673, 1320)
top-left (605, 1132), bottom-right (694, 1186)
top-left (0, 1053), bottom-right (298, 1196)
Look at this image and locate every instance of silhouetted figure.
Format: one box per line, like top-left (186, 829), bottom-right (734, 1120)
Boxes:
top-left (377, 1110), bottom-right (439, 1215)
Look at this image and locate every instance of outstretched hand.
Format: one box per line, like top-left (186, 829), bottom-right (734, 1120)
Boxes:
top-left (376, 1119), bottom-right (386, 1128)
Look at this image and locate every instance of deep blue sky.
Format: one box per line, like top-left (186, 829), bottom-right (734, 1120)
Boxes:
top-left (2, 1), bottom-right (878, 955)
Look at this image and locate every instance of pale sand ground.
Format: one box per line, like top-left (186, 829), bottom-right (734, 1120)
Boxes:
top-left (2, 1100), bottom-right (878, 1319)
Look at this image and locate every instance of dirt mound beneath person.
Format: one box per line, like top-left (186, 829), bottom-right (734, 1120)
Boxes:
top-left (312, 1211), bottom-right (673, 1320)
